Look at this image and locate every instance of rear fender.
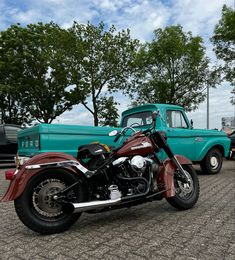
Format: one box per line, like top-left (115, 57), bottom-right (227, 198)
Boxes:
top-left (0, 152), bottom-right (88, 202)
top-left (157, 155), bottom-right (192, 198)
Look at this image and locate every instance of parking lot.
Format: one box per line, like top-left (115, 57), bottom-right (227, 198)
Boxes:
top-left (0, 160), bottom-right (234, 260)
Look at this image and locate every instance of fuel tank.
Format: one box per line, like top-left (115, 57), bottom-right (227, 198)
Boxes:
top-left (116, 132), bottom-right (154, 156)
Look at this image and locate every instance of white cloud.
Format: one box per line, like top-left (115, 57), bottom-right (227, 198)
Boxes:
top-left (95, 0), bottom-right (170, 41)
top-left (0, 0), bottom-right (98, 30)
top-left (55, 105), bottom-right (93, 125)
top-left (187, 83), bottom-right (234, 129)
top-left (171, 0), bottom-right (225, 35)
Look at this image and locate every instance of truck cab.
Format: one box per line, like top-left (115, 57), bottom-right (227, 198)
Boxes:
top-left (121, 104), bottom-right (231, 174)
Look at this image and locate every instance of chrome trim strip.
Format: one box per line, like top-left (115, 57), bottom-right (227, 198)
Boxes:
top-left (13, 169), bottom-right (19, 176)
top-left (25, 160), bottom-right (96, 178)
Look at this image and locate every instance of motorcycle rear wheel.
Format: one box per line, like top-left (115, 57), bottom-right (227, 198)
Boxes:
top-left (14, 169), bottom-right (86, 234)
top-left (166, 165), bottom-right (200, 210)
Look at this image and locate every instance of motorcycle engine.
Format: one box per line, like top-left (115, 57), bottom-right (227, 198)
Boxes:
top-left (113, 155), bottom-right (147, 177)
top-left (112, 156), bottom-right (160, 196)
top-left (130, 155), bottom-right (147, 175)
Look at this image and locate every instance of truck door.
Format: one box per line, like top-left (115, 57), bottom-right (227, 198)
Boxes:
top-left (165, 110), bottom-right (196, 161)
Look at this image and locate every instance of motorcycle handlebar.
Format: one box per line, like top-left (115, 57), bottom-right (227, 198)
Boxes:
top-left (113, 127), bottom-right (137, 143)
top-left (114, 133), bottom-right (121, 143)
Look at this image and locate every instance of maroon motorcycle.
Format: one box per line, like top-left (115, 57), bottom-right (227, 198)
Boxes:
top-left (1, 112), bottom-right (199, 234)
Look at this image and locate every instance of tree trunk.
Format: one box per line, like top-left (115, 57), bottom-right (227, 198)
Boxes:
top-left (93, 110), bottom-right (99, 126)
top-left (92, 85), bottom-right (99, 126)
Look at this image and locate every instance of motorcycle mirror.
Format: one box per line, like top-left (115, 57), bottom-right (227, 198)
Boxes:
top-left (152, 110), bottom-right (159, 129)
top-left (109, 130), bottom-right (118, 137)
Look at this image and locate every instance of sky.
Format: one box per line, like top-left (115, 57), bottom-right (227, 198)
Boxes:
top-left (0, 0), bottom-right (235, 129)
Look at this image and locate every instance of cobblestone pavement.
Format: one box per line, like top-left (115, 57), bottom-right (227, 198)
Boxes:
top-left (0, 160), bottom-right (234, 260)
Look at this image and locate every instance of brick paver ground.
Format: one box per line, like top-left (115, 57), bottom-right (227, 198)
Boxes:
top-left (0, 160), bottom-right (234, 260)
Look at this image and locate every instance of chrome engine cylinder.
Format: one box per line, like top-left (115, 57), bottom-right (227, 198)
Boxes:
top-left (130, 155), bottom-right (146, 173)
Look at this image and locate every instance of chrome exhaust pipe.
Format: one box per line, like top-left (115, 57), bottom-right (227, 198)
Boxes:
top-left (72, 198), bottom-right (121, 213)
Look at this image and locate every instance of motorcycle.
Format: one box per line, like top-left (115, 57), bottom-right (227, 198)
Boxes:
top-left (1, 111), bottom-right (199, 234)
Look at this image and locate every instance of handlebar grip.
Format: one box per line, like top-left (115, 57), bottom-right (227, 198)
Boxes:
top-left (114, 133), bottom-right (121, 143)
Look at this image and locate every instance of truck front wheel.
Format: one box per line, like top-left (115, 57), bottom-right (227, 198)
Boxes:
top-left (200, 148), bottom-right (223, 174)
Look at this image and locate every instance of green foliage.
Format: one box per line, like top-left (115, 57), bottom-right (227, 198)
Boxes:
top-left (0, 24), bottom-right (32, 124)
top-left (69, 22), bottom-right (139, 126)
top-left (0, 22), bottom-right (81, 124)
top-left (128, 25), bottom-right (218, 111)
top-left (211, 5), bottom-right (235, 104)
top-left (0, 85), bottom-right (31, 124)
top-left (1, 18), bottom-right (231, 125)
top-left (97, 96), bottom-right (119, 127)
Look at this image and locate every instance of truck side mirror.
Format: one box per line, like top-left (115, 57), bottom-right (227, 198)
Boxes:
top-left (190, 119), bottom-right (194, 129)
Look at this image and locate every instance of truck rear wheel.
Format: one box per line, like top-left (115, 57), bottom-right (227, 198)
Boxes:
top-left (200, 148), bottom-right (223, 174)
top-left (14, 169), bottom-right (86, 234)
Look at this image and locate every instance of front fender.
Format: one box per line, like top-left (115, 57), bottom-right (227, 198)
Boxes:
top-left (197, 138), bottom-right (231, 160)
top-left (157, 155), bottom-right (192, 198)
top-left (0, 152), bottom-right (83, 202)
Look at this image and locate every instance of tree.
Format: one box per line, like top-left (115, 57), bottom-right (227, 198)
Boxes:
top-left (128, 25), bottom-right (218, 111)
top-left (69, 22), bottom-right (139, 126)
top-left (0, 25), bottom-right (33, 124)
top-left (97, 96), bottom-right (119, 127)
top-left (0, 84), bottom-right (31, 125)
top-left (0, 23), bottom-right (82, 124)
top-left (211, 5), bottom-right (235, 104)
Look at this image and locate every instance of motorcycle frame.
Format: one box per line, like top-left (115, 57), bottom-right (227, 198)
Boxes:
top-left (1, 151), bottom-right (192, 202)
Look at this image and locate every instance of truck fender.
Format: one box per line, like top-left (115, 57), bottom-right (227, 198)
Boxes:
top-left (197, 139), bottom-right (230, 161)
top-left (157, 155), bottom-right (192, 198)
top-left (0, 152), bottom-right (89, 202)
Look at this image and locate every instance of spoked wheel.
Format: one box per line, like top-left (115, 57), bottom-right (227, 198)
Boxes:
top-left (166, 165), bottom-right (200, 210)
top-left (14, 169), bottom-right (86, 234)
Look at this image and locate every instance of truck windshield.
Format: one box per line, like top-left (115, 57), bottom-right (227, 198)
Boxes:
top-left (122, 111), bottom-right (152, 127)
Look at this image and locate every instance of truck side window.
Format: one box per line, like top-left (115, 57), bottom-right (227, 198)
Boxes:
top-left (166, 110), bottom-right (188, 128)
top-left (4, 126), bottom-right (21, 142)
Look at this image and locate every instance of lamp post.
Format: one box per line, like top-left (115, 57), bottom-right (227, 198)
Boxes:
top-left (207, 85), bottom-right (209, 129)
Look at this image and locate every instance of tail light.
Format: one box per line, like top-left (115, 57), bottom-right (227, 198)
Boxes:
top-left (5, 169), bottom-right (17, 180)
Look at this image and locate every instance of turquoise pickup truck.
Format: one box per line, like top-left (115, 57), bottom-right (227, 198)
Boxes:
top-left (17, 104), bottom-right (231, 174)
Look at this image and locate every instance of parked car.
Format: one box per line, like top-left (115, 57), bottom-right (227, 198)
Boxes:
top-left (228, 131), bottom-right (235, 159)
top-left (0, 124), bottom-right (22, 163)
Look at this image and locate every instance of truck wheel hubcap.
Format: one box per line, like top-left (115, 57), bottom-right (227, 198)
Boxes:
top-left (210, 156), bottom-right (218, 169)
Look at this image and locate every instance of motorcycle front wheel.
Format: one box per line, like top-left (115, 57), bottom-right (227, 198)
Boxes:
top-left (14, 169), bottom-right (86, 234)
top-left (166, 165), bottom-right (200, 210)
